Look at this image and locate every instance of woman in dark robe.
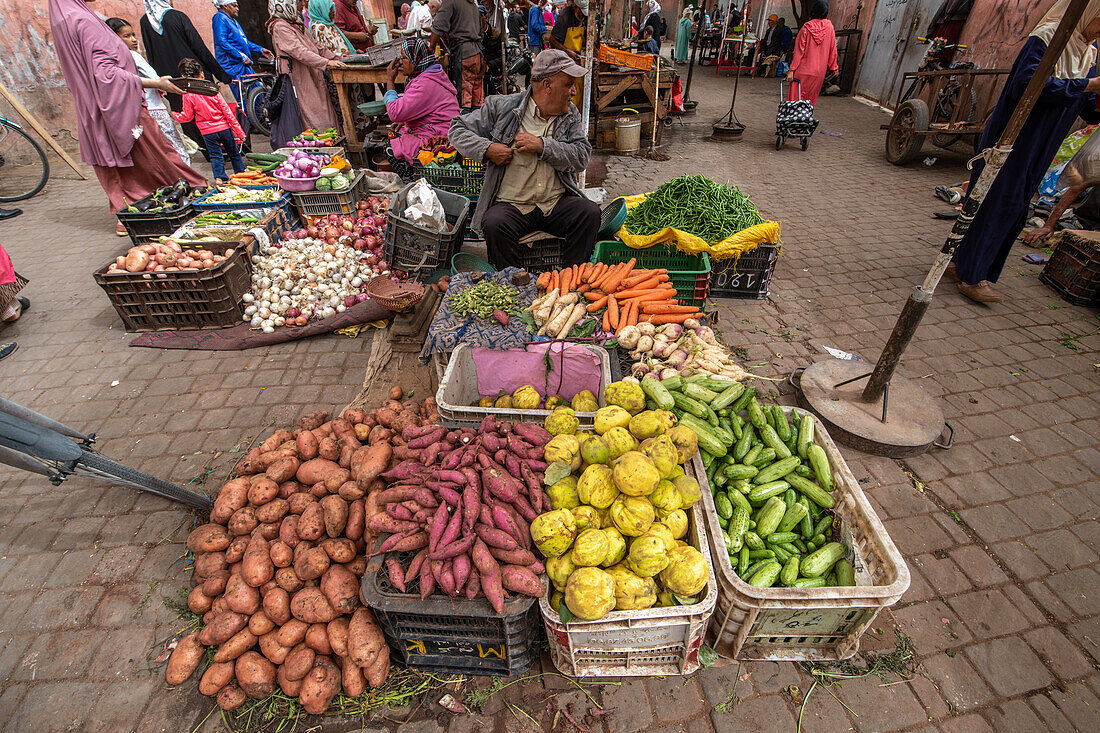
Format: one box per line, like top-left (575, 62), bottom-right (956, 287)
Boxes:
top-left (952, 0), bottom-right (1100, 303)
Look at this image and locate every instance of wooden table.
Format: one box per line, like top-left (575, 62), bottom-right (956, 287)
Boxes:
top-left (329, 65), bottom-right (406, 154)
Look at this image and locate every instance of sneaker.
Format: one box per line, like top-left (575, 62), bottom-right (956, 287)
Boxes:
top-left (958, 280), bottom-right (1002, 303)
top-left (0, 342), bottom-right (16, 360)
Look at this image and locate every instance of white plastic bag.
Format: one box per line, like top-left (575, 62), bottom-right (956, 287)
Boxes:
top-left (403, 178), bottom-right (447, 232)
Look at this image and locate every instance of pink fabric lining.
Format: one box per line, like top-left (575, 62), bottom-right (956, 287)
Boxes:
top-left (472, 342), bottom-right (602, 401)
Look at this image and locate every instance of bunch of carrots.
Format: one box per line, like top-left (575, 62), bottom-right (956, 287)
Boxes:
top-left (534, 258), bottom-right (702, 335)
top-left (230, 171), bottom-right (278, 186)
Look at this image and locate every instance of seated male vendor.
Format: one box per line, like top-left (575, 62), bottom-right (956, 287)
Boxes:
top-left (449, 49), bottom-right (601, 269)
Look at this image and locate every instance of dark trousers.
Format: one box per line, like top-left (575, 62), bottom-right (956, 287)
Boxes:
top-left (482, 195), bottom-right (601, 270)
top-left (202, 128), bottom-right (245, 180)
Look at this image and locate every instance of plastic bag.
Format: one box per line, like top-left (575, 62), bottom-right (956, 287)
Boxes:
top-left (1058, 128), bottom-right (1100, 187)
top-left (404, 178), bottom-right (447, 232)
top-left (472, 342), bottom-right (602, 402)
top-left (363, 169), bottom-right (401, 194)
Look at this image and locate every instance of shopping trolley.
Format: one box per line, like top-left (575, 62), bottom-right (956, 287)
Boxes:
top-left (776, 78), bottom-right (819, 151)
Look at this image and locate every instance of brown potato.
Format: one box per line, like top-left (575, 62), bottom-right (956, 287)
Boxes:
top-left (248, 477), bottom-right (280, 505)
top-left (263, 587), bottom-right (292, 625)
top-left (353, 423), bottom-right (371, 442)
top-left (296, 431), bottom-right (320, 461)
top-left (248, 611), bottom-right (275, 636)
top-left (337, 480), bottom-right (365, 501)
top-left (260, 579), bottom-right (279, 596)
top-left (341, 654), bottom-right (366, 698)
top-left (276, 618), bottom-right (310, 647)
top-left (277, 481), bottom-right (299, 499)
top-left (320, 564), bottom-right (360, 614)
top-left (215, 478), bottom-right (250, 516)
top-left (198, 612), bottom-right (247, 647)
top-left (320, 538), bottom-right (356, 564)
top-left (309, 481), bottom-right (329, 498)
top-left (198, 661), bottom-right (235, 696)
top-left (326, 617), bottom-right (350, 657)
top-left (209, 595), bottom-right (229, 618)
top-left (227, 506), bottom-right (259, 536)
top-left (235, 448), bottom-right (265, 477)
top-left (278, 515), bottom-right (301, 548)
top-left (347, 608), bottom-right (385, 666)
top-left (297, 503), bottom-right (325, 541)
top-left (343, 556), bottom-right (368, 576)
top-left (165, 632), bottom-right (204, 685)
top-left (305, 623), bottom-right (332, 655)
top-left (364, 643), bottom-right (390, 688)
top-left (187, 586), bottom-right (214, 615)
top-left (292, 540), bottom-right (314, 563)
top-left (256, 522), bottom-right (280, 541)
top-left (276, 662), bottom-right (304, 697)
top-left (319, 495), bottom-right (348, 538)
top-left (299, 656), bottom-right (341, 714)
top-left (187, 524), bottom-right (231, 553)
top-left (260, 429), bottom-right (293, 454)
top-left (194, 552), bottom-right (227, 578)
top-left (345, 500), bottom-right (365, 542)
top-left (216, 682), bottom-right (247, 711)
top-left (287, 493), bottom-right (316, 516)
top-left (265, 456), bottom-right (300, 485)
top-left (283, 643), bottom-right (315, 681)
top-left (294, 547), bottom-right (330, 582)
top-left (275, 566), bottom-right (305, 593)
top-left (290, 587), bottom-right (337, 624)
top-left (235, 650), bottom-right (276, 699)
top-left (318, 437), bottom-right (340, 462)
top-left (224, 573), bottom-right (261, 615)
top-left (269, 540), bottom-right (293, 568)
top-left (241, 534), bottom-right (274, 588)
top-left (201, 570), bottom-right (231, 598)
top-left (213, 627), bottom-right (258, 663)
top-left (255, 498), bottom-right (289, 524)
top-left (343, 408), bottom-right (365, 425)
top-left (225, 535), bottom-right (250, 563)
top-left (257, 630), bottom-right (290, 665)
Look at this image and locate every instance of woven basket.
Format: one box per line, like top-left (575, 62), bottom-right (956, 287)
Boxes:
top-left (367, 276), bottom-right (424, 312)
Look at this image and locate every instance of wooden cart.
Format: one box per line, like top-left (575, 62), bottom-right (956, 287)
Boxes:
top-left (882, 68), bottom-right (1009, 165)
top-left (591, 61), bottom-right (675, 149)
top-left (329, 65), bottom-right (406, 156)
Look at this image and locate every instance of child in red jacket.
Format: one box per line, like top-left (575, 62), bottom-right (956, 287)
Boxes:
top-left (173, 58), bottom-right (246, 183)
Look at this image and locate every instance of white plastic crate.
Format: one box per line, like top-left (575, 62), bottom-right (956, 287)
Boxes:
top-left (539, 476), bottom-right (717, 678)
top-left (699, 408), bottom-right (910, 661)
top-left (434, 343), bottom-right (612, 430)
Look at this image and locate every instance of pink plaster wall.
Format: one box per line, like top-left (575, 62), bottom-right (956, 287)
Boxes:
top-left (0, 0), bottom-right (219, 152)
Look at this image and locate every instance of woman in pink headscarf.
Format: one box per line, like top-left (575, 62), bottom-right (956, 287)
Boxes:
top-left (48, 0), bottom-right (206, 230)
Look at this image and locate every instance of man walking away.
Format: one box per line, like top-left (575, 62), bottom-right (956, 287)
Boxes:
top-left (431, 0), bottom-right (485, 109)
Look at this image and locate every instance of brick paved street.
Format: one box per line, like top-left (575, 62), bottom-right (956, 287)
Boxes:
top-left (1, 70), bottom-right (1097, 732)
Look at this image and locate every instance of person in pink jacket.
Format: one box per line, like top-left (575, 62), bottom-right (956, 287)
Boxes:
top-left (173, 58), bottom-right (247, 182)
top-left (786, 1), bottom-right (838, 105)
top-left (380, 38), bottom-right (461, 179)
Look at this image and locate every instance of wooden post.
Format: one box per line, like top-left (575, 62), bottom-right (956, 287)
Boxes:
top-left (0, 81), bottom-right (87, 180)
top-left (581, 0), bottom-right (600, 177)
top-left (610, 0), bottom-right (630, 42)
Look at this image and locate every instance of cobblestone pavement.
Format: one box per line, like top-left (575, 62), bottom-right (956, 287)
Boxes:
top-left (1, 70), bottom-right (1098, 733)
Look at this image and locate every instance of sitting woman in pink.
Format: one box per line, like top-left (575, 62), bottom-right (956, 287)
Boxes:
top-left (379, 38), bottom-right (461, 179)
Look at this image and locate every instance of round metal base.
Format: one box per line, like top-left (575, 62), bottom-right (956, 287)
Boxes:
top-left (683, 100), bottom-right (699, 112)
top-left (795, 360), bottom-right (946, 458)
top-left (711, 122), bottom-right (745, 141)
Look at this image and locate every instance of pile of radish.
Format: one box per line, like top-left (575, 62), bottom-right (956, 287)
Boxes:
top-left (105, 241), bottom-right (233, 276)
top-left (168, 396), bottom-right (442, 713)
top-left (244, 198), bottom-right (393, 331)
top-left (371, 414), bottom-right (549, 612)
top-left (274, 151), bottom-right (330, 181)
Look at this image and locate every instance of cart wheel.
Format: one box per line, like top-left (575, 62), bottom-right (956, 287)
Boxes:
top-left (775, 136), bottom-right (783, 150)
top-left (885, 99), bottom-right (929, 165)
top-left (801, 136), bottom-right (809, 151)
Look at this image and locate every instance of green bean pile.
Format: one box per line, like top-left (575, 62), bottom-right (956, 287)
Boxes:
top-left (623, 175), bottom-right (766, 242)
top-left (450, 280), bottom-right (520, 318)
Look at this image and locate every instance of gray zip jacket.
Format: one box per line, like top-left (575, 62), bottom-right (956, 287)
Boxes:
top-left (448, 89), bottom-right (592, 231)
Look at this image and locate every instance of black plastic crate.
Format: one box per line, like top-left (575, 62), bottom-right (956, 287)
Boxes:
top-left (515, 232), bottom-right (566, 273)
top-left (410, 159), bottom-right (485, 197)
top-left (1040, 231), bottom-right (1100, 306)
top-left (709, 243), bottom-right (780, 299)
top-left (360, 549), bottom-right (541, 676)
top-left (116, 195), bottom-right (198, 244)
top-left (384, 182), bottom-right (471, 278)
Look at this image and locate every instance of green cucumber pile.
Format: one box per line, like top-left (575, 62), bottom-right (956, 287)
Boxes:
top-left (639, 374), bottom-right (856, 589)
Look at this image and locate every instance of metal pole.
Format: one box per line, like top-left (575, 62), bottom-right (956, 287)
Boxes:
top-left (861, 0), bottom-right (1091, 403)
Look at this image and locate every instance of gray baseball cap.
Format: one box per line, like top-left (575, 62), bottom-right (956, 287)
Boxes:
top-left (531, 49), bottom-right (587, 79)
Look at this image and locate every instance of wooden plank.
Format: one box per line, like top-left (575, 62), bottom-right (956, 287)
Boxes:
top-left (333, 81), bottom-right (359, 153)
top-left (0, 80), bottom-right (86, 179)
top-left (596, 75), bottom-right (638, 111)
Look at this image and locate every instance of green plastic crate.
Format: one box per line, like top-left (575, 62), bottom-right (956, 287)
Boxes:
top-left (592, 241), bottom-right (710, 308)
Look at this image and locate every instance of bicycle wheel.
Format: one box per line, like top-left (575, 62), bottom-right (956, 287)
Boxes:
top-left (931, 86), bottom-right (976, 148)
top-left (76, 450), bottom-right (212, 509)
top-left (246, 85), bottom-right (272, 137)
top-left (0, 120), bottom-right (49, 202)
